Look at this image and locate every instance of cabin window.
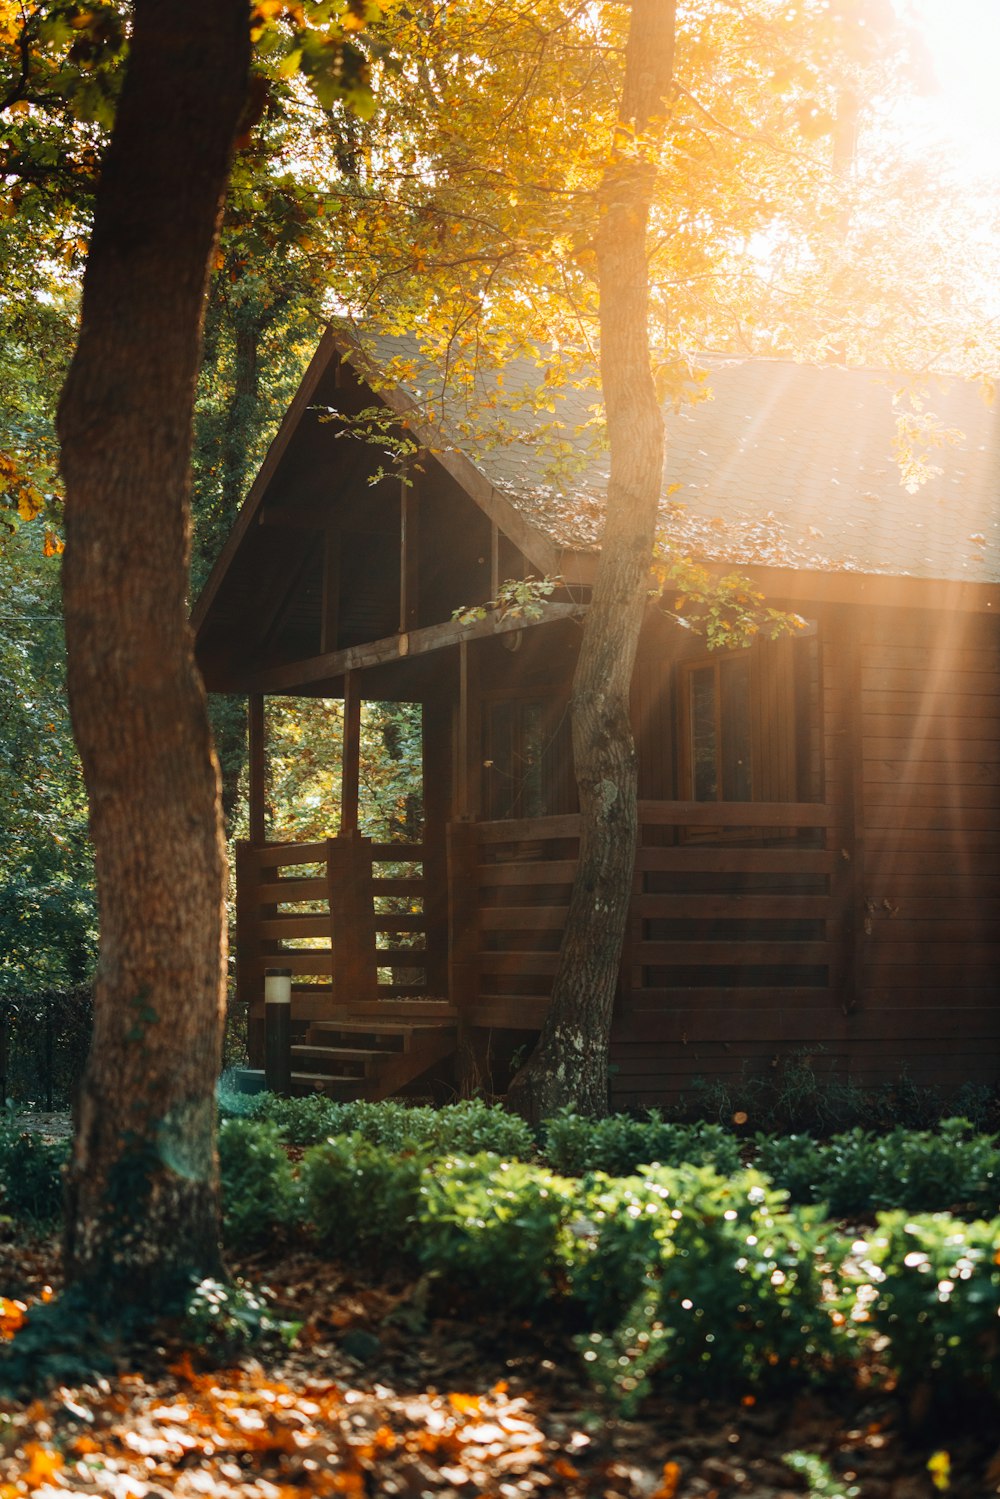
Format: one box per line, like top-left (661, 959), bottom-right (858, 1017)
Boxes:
top-left (678, 632), bottom-right (820, 804)
top-left (483, 697), bottom-right (574, 820)
top-left (686, 654), bottom-right (753, 801)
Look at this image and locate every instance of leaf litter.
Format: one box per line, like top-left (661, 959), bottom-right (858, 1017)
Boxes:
top-left (1, 1233), bottom-right (998, 1498)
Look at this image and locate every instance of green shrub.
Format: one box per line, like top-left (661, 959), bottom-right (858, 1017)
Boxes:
top-left (759, 1119), bottom-right (1000, 1219)
top-left (883, 1118), bottom-right (1000, 1217)
top-left (574, 1165), bottom-right (837, 1399)
top-left (753, 1133), bottom-right (827, 1206)
top-left (542, 1109), bottom-right (740, 1177)
top-left (217, 1118), bottom-right (299, 1247)
top-left (233, 1092), bottom-right (345, 1145)
top-left (300, 1134), bottom-right (424, 1261)
top-left (807, 1129), bottom-right (894, 1219)
top-left (0, 1116), bottom-right (68, 1222)
top-left (184, 1277), bottom-right (300, 1358)
top-left (227, 1095), bottom-right (536, 1157)
top-left (841, 1211), bottom-right (1000, 1396)
top-left (574, 1291), bottom-right (670, 1416)
top-left (426, 1099), bottom-right (535, 1159)
top-left (567, 1172), bottom-right (671, 1326)
top-left (639, 1165), bottom-right (835, 1387)
top-left (416, 1153), bottom-right (574, 1307)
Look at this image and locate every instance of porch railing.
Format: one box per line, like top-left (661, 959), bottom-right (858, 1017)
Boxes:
top-left (234, 835), bottom-right (433, 1059)
top-left (447, 800), bottom-right (843, 1030)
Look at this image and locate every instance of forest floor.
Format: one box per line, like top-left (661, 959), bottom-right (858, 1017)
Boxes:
top-left (2, 1227), bottom-right (999, 1499)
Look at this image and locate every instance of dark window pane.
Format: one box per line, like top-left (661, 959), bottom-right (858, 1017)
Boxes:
top-left (690, 666), bottom-right (718, 801)
top-left (720, 655), bottom-right (752, 800)
top-left (519, 701), bottom-right (545, 818)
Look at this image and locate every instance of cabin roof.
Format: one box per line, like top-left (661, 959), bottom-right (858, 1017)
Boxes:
top-left (194, 329), bottom-right (1000, 686)
top-left (363, 341), bottom-right (1000, 585)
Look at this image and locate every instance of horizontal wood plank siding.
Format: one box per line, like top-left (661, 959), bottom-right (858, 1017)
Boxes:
top-left (853, 609), bottom-right (1000, 1100)
top-left (609, 607), bottom-right (1000, 1106)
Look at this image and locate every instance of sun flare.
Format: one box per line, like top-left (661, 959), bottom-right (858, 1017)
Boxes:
top-left (900, 0), bottom-right (1000, 185)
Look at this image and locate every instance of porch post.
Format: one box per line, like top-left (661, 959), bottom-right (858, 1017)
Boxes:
top-left (341, 668), bottom-right (361, 837)
top-left (248, 693), bottom-right (266, 845)
top-left (421, 694), bottom-right (451, 995)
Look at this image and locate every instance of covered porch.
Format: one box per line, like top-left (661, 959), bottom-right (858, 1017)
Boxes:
top-left (235, 792), bottom-right (845, 1103)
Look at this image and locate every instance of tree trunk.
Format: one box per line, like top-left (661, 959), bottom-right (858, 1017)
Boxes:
top-left (507, 0), bottom-right (675, 1124)
top-left (57, 0), bottom-right (249, 1309)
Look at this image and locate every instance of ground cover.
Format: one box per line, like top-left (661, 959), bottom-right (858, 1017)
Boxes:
top-left (2, 1229), bottom-right (998, 1499)
top-left (3, 1104), bottom-right (1000, 1495)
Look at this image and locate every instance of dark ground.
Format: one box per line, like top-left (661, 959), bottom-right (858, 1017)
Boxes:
top-left (2, 1224), bottom-right (999, 1499)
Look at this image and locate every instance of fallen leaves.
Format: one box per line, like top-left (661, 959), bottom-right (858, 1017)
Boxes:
top-left (1, 1236), bottom-right (997, 1497)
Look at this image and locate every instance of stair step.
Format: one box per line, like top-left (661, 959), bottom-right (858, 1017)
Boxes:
top-left (291, 1044), bottom-right (386, 1072)
top-left (326, 1001), bottom-right (458, 1020)
top-left (291, 1071), bottom-right (376, 1098)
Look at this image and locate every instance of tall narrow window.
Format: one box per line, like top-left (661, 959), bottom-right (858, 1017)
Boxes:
top-left (483, 697), bottom-right (574, 820)
top-left (683, 653), bottom-right (753, 802)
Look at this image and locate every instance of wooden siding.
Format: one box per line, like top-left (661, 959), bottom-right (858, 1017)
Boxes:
top-left (854, 610), bottom-right (1000, 1075)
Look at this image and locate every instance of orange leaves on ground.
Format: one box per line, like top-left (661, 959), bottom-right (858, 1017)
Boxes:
top-left (0, 1298), bottom-right (28, 1339)
top-left (651, 1459), bottom-right (682, 1498)
top-left (20, 1444), bottom-right (64, 1492)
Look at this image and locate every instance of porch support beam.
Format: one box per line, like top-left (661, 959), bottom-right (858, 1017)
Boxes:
top-left (399, 475), bottom-right (419, 632)
top-left (239, 601), bottom-right (586, 694)
top-left (248, 693), bottom-right (266, 844)
top-left (341, 668), bottom-right (362, 836)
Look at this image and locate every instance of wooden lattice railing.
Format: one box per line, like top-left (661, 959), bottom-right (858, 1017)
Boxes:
top-left (234, 835), bottom-right (433, 1059)
top-left (447, 801), bottom-right (844, 1030)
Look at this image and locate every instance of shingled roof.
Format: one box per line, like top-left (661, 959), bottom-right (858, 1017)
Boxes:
top-left (362, 342), bottom-right (1000, 585)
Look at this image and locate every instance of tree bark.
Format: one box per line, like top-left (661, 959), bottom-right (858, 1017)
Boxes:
top-left (57, 0), bottom-right (249, 1309)
top-left (507, 0), bottom-right (675, 1124)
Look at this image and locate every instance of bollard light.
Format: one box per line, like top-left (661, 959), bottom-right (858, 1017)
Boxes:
top-left (264, 966), bottom-right (292, 1094)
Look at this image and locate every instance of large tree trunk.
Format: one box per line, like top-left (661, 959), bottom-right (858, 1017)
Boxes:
top-left (57, 0), bottom-right (249, 1309)
top-left (507, 0), bottom-right (675, 1124)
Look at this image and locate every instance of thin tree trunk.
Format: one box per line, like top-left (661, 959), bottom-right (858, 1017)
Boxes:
top-left (507, 0), bottom-right (675, 1124)
top-left (57, 0), bottom-right (249, 1309)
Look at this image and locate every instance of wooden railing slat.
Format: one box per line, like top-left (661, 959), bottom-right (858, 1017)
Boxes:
top-left (638, 800), bottom-right (833, 827)
top-left (258, 915), bottom-right (332, 940)
top-left (636, 940), bottom-right (831, 965)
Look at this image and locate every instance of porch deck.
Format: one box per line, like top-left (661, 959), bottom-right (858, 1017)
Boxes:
top-left (235, 798), bottom-right (844, 1100)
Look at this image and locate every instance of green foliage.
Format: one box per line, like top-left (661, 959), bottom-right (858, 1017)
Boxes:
top-left (183, 1277), bottom-right (300, 1360)
top-left (752, 1134), bottom-right (828, 1207)
top-left (423, 1100), bottom-right (535, 1159)
top-left (300, 1133), bottom-right (424, 1262)
top-left (687, 1053), bottom-right (997, 1135)
top-left (757, 1119), bottom-right (1000, 1220)
top-left (415, 1153), bottom-right (575, 1309)
top-left (209, 1114), bottom-right (1000, 1413)
top-left (542, 1109), bottom-right (740, 1178)
top-left (652, 548), bottom-right (803, 650)
top-left (579, 1166), bottom-right (835, 1398)
top-left (783, 1451), bottom-right (860, 1498)
top-left (841, 1211), bottom-right (1000, 1396)
top-left (217, 1118), bottom-right (299, 1248)
top-left (567, 1173), bottom-right (671, 1328)
top-left (453, 575), bottom-right (562, 625)
top-left (233, 1093), bottom-right (536, 1158)
top-left (0, 539), bottom-right (96, 1002)
top-left (0, 987), bottom-right (93, 1108)
top-left (261, 697), bottom-right (424, 845)
top-left (574, 1291), bottom-right (671, 1416)
top-left (0, 1111), bottom-right (68, 1222)
top-left (0, 1286), bottom-right (118, 1397)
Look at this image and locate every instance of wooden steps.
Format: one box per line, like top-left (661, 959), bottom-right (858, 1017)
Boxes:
top-left (291, 1002), bottom-right (458, 1101)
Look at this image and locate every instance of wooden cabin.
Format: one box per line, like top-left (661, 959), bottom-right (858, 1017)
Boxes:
top-left (194, 328), bottom-right (1000, 1106)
